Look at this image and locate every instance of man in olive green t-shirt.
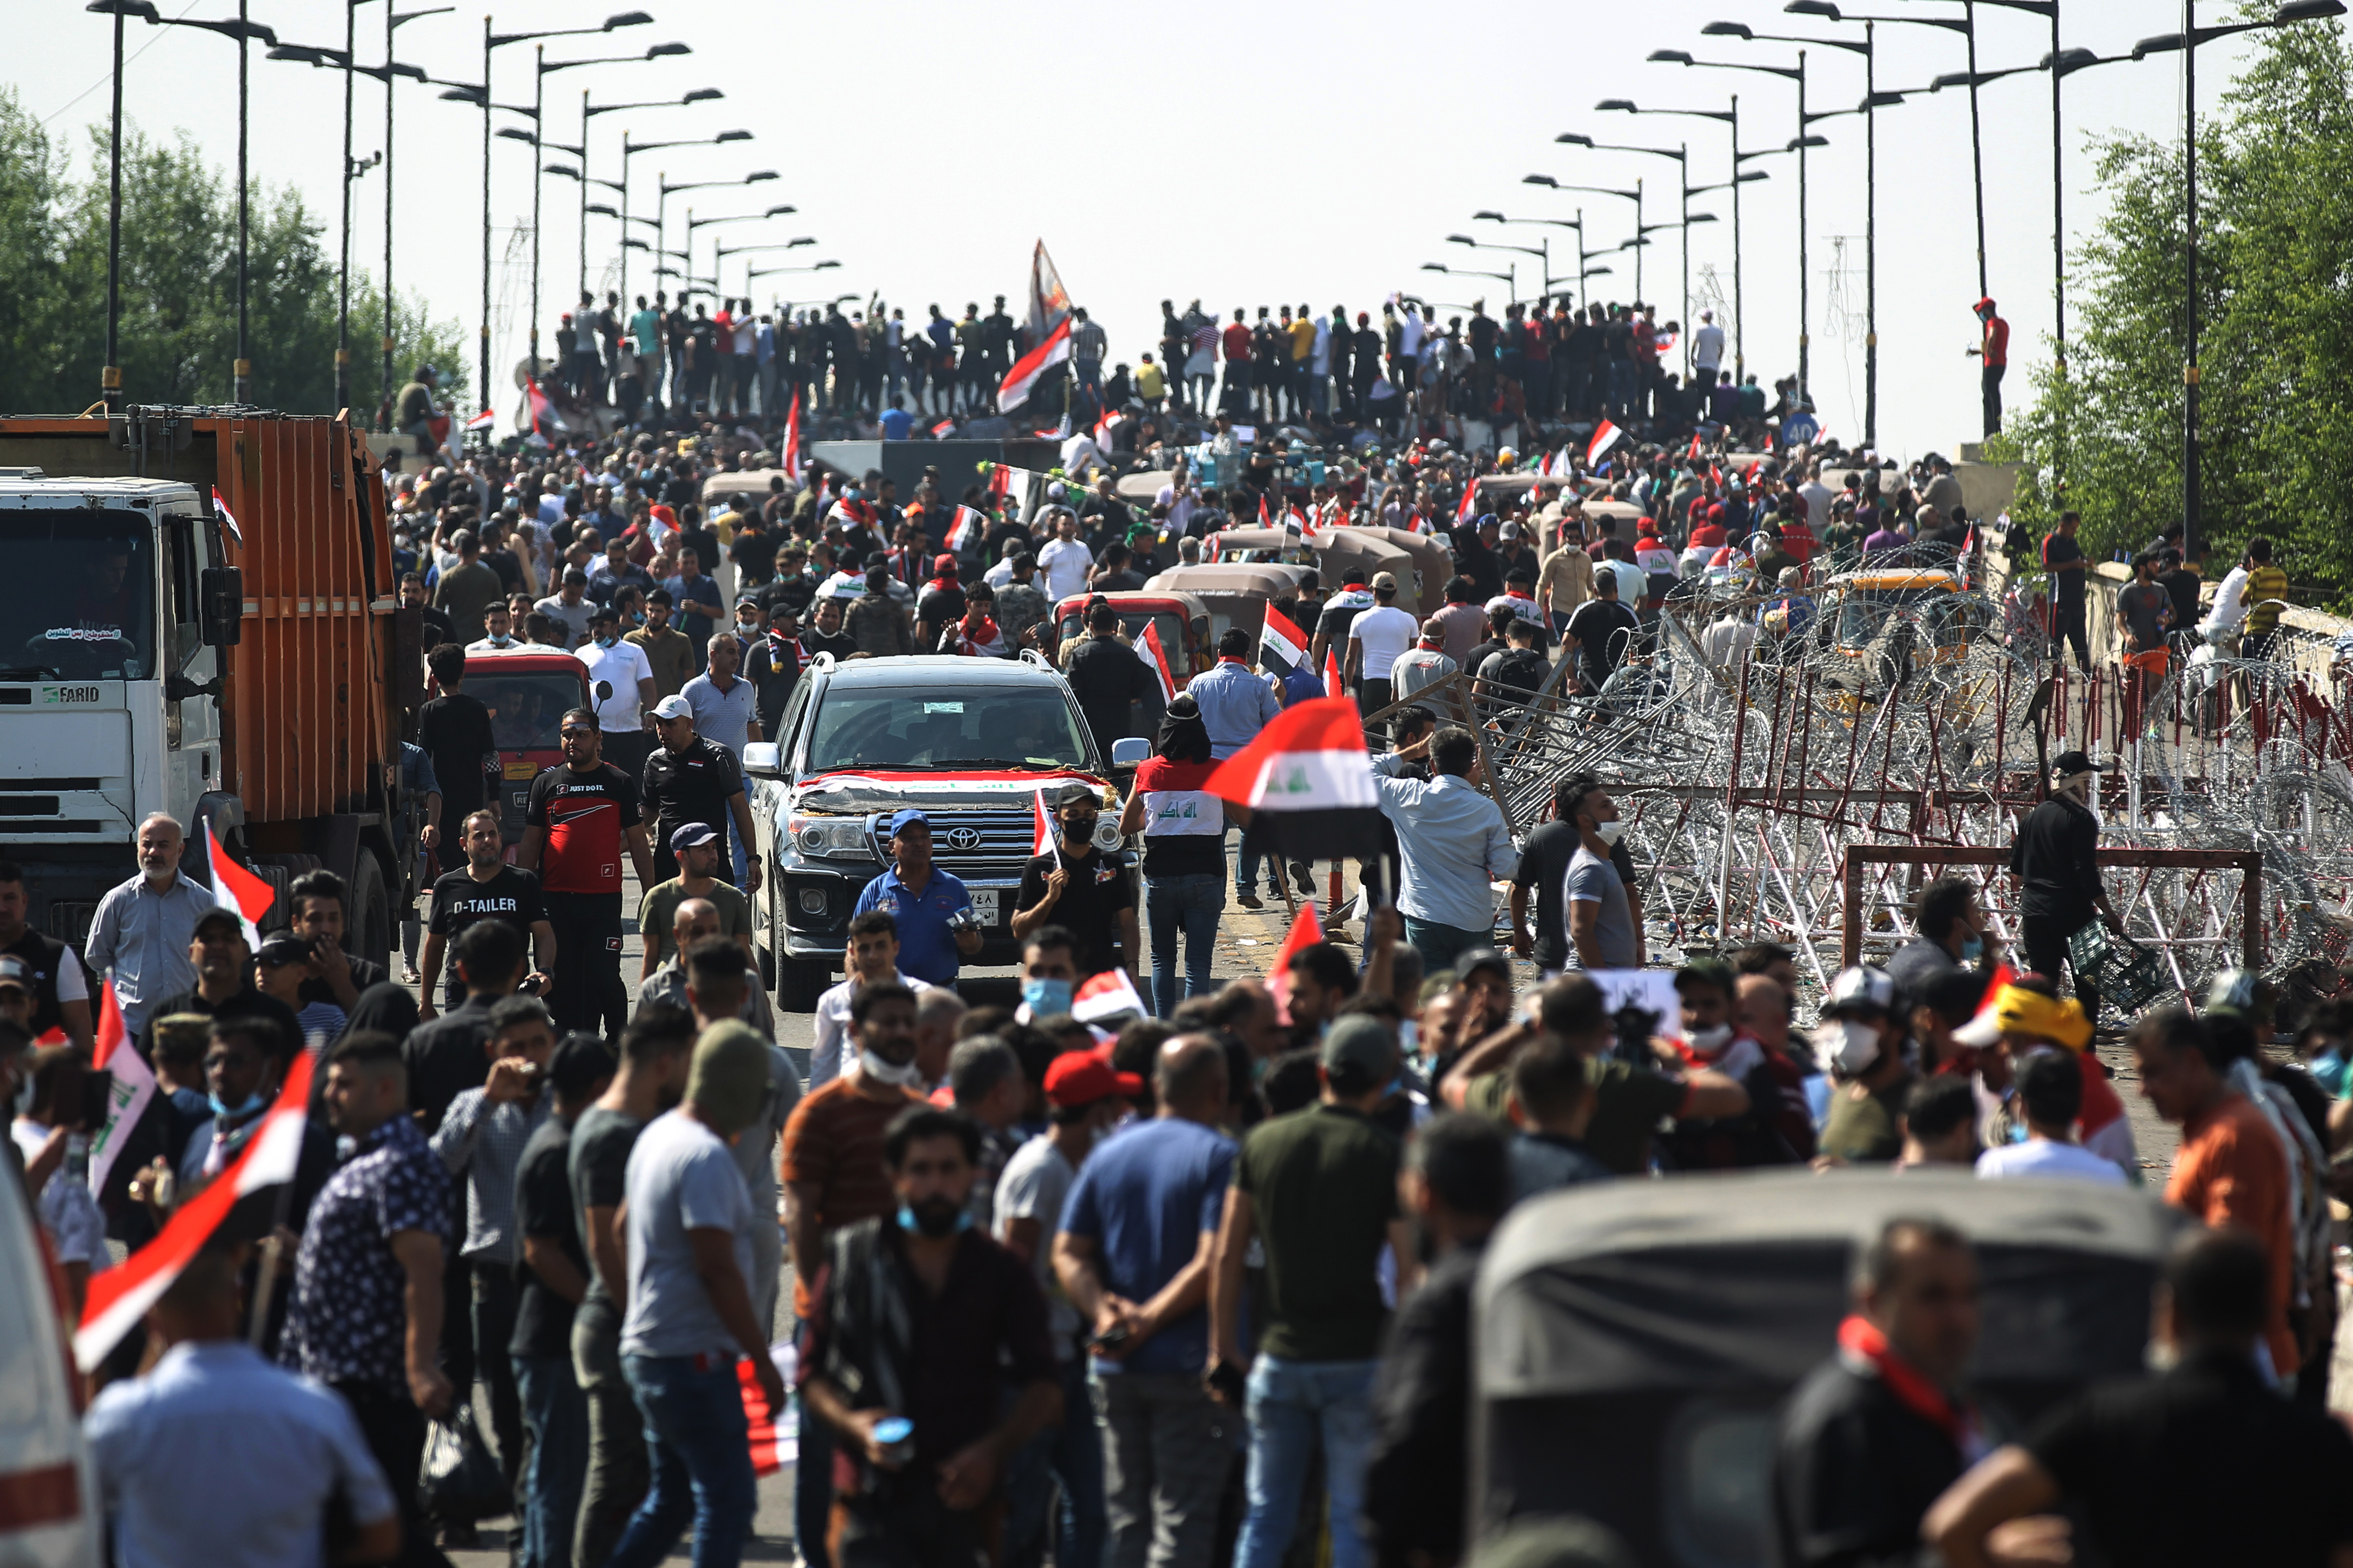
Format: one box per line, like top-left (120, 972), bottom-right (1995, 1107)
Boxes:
top-left (1208, 1016), bottom-right (1416, 1568)
top-left (636, 831), bottom-right (751, 979)
top-left (627, 590), bottom-right (697, 698)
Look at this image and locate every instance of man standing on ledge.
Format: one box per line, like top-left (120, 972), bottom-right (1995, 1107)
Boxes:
top-left (1967, 297), bottom-right (2008, 436)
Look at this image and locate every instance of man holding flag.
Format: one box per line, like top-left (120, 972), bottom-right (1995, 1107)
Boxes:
top-left (1187, 629), bottom-right (1289, 911)
top-left (1012, 784), bottom-right (1140, 989)
top-left (84, 813), bottom-right (219, 1042)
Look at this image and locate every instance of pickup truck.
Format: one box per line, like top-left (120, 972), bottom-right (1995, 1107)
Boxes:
top-left (744, 650), bottom-right (1127, 1009)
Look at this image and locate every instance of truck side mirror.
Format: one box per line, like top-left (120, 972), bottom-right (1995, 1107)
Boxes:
top-left (1110, 737), bottom-right (1150, 768)
top-left (742, 741), bottom-right (783, 779)
top-left (201, 565), bottom-right (244, 646)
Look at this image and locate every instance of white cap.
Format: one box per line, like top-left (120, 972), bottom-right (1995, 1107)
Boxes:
top-left (652, 694), bottom-right (693, 721)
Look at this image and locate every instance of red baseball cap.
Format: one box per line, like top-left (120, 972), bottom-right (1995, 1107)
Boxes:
top-left (934, 553), bottom-right (958, 575)
top-left (1044, 1051), bottom-right (1142, 1108)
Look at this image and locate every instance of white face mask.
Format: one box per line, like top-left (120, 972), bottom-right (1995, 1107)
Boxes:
top-left (857, 1048), bottom-right (922, 1087)
top-left (1820, 1018), bottom-right (1883, 1076)
top-left (1590, 818), bottom-right (1626, 847)
top-left (1685, 1023), bottom-right (1733, 1056)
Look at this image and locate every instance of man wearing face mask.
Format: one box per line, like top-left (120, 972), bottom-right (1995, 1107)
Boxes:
top-left (1815, 967), bottom-right (1918, 1165)
top-left (2008, 750), bottom-right (2124, 1020)
top-left (1013, 784), bottom-right (1139, 989)
top-left (781, 982), bottom-right (932, 1566)
top-left (578, 605), bottom-right (658, 783)
top-left (996, 1054), bottom-right (1135, 1568)
top-left (1018, 928), bottom-right (1085, 1025)
top-left (1559, 781), bottom-right (1638, 972)
top-left (1887, 877), bottom-right (1991, 996)
top-left (801, 1101), bottom-right (1063, 1568)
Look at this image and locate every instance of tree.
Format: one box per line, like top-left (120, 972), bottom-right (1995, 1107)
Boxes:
top-left (0, 89), bottom-right (467, 420)
top-left (1997, 21), bottom-right (2353, 611)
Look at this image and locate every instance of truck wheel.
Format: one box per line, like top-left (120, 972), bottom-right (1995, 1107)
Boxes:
top-left (778, 957), bottom-right (831, 1013)
top-left (348, 852), bottom-right (394, 976)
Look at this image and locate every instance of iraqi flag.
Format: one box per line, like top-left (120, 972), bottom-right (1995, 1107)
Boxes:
top-left (465, 408), bottom-right (496, 433)
top-left (781, 392), bottom-right (803, 481)
top-left (75, 1050), bottom-right (315, 1372)
top-left (1324, 647), bottom-right (1345, 699)
top-left (1258, 493), bottom-right (1273, 531)
top-left (742, 1344), bottom-right (797, 1473)
top-left (1136, 619), bottom-right (1178, 703)
top-left (523, 373), bottom-right (564, 438)
top-left (1456, 481), bottom-right (1478, 527)
top-left (931, 417), bottom-right (957, 439)
top-left (1072, 968), bottom-right (1149, 1026)
top-left (84, 981), bottom-right (152, 1208)
top-left (1203, 531), bottom-right (1223, 563)
top-left (1285, 504), bottom-right (1310, 541)
top-left (985, 462), bottom-right (1013, 505)
top-left (1094, 404), bottom-right (1124, 450)
top-left (1204, 696), bottom-right (1383, 862)
top-left (997, 240), bottom-right (1075, 413)
top-left (1260, 603), bottom-right (1309, 673)
top-left (1687, 431), bottom-right (1704, 460)
top-left (1587, 419), bottom-right (1624, 467)
top-left (944, 505), bottom-right (985, 554)
top-left (209, 485), bottom-right (244, 546)
top-left (1268, 897), bottom-right (1325, 1027)
top-left (203, 814), bottom-right (274, 948)
top-left (1033, 787), bottom-right (1059, 860)
top-left (1537, 449), bottom-right (1556, 478)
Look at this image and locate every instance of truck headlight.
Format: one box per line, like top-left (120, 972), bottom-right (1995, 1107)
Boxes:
top-left (797, 888), bottom-right (829, 915)
top-left (788, 815), bottom-right (872, 859)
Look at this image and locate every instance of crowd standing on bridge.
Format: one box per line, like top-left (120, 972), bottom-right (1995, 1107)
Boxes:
top-left (18, 296), bottom-right (2353, 1568)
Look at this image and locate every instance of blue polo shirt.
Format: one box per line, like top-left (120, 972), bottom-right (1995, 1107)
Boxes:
top-left (852, 864), bottom-right (972, 985)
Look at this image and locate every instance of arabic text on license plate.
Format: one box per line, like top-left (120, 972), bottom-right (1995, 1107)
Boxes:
top-left (970, 890), bottom-right (999, 926)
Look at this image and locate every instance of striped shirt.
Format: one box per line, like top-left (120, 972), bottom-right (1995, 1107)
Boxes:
top-left (430, 1084), bottom-right (551, 1265)
top-left (780, 1076), bottom-right (925, 1319)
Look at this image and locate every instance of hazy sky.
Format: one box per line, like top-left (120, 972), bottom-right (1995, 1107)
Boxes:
top-left (18, 0), bottom-right (2265, 453)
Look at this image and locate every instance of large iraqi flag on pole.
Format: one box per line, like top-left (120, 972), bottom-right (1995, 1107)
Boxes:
top-left (76, 1051), bottom-right (316, 1371)
top-left (997, 240), bottom-right (1075, 413)
top-left (1204, 696), bottom-right (1385, 862)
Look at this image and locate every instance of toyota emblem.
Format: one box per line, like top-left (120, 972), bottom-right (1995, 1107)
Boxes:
top-left (943, 827), bottom-right (982, 851)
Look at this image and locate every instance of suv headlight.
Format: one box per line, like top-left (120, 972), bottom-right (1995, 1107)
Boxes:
top-left (787, 814), bottom-right (874, 859)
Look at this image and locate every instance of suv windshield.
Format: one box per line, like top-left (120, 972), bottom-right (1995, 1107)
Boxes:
top-left (0, 510), bottom-right (157, 680)
top-left (807, 686), bottom-right (1091, 772)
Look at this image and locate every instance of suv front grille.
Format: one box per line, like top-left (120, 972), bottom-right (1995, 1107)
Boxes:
top-left (867, 807), bottom-right (1040, 874)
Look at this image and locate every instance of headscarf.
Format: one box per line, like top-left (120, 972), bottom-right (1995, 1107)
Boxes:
top-left (1155, 694), bottom-right (1213, 764)
top-left (344, 980), bottom-right (420, 1042)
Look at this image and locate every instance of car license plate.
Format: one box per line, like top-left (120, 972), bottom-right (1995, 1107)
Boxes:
top-left (970, 890), bottom-right (999, 926)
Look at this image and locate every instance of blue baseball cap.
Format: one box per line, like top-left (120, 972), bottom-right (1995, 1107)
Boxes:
top-left (887, 808), bottom-right (929, 838)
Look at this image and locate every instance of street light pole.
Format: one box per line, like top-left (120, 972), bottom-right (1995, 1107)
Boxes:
top-left (2182, 0), bottom-right (2199, 559)
top-left (529, 45), bottom-right (543, 374)
top-left (235, 2), bottom-right (250, 404)
top-left (104, 0), bottom-right (124, 414)
top-left (1866, 22), bottom-right (1878, 447)
top-left (480, 16), bottom-right (492, 413)
top-left (335, 0), bottom-right (357, 415)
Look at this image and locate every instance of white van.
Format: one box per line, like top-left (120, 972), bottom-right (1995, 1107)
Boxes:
top-left (0, 1165), bottom-right (99, 1567)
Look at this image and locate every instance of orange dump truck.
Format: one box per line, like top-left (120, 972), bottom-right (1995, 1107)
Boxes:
top-left (0, 408), bottom-right (416, 967)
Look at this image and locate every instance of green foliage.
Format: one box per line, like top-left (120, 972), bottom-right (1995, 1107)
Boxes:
top-left (2000, 21), bottom-right (2353, 609)
top-left (0, 88), bottom-right (467, 420)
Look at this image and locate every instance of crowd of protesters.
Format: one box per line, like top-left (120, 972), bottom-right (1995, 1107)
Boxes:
top-left (13, 286), bottom-right (2353, 1568)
